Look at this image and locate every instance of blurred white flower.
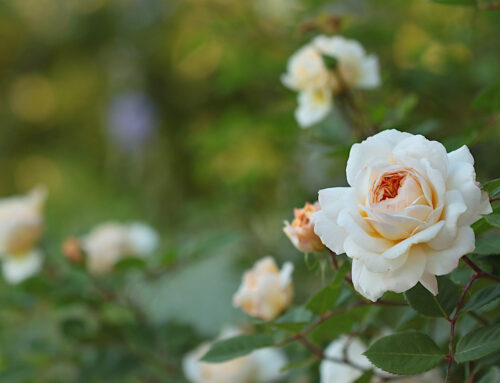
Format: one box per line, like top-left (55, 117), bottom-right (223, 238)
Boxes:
top-left (284, 202), bottom-right (325, 253)
top-left (183, 327), bottom-right (286, 383)
top-left (233, 256), bottom-right (294, 321)
top-left (82, 221), bottom-right (159, 274)
top-left (320, 336), bottom-right (442, 383)
top-left (313, 35), bottom-right (381, 91)
top-left (313, 130), bottom-right (492, 301)
top-left (281, 44), bottom-right (333, 93)
top-left (295, 88), bottom-right (333, 128)
top-left (282, 35), bottom-right (380, 127)
top-left (0, 187), bottom-right (47, 284)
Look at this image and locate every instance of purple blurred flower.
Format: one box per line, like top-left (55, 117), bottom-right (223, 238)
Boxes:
top-left (106, 92), bottom-right (157, 153)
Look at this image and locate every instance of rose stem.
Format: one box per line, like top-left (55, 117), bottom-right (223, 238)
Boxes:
top-left (445, 271), bottom-right (481, 383)
top-left (462, 255), bottom-right (500, 283)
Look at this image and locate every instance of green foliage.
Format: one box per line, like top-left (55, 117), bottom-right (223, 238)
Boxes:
top-left (404, 277), bottom-right (459, 318)
top-left (353, 369), bottom-right (374, 383)
top-left (463, 285), bottom-right (500, 311)
top-left (426, 0), bottom-right (476, 5)
top-left (201, 334), bottom-right (276, 363)
top-left (474, 237), bottom-right (500, 255)
top-left (364, 331), bottom-right (445, 375)
top-left (474, 84), bottom-right (500, 113)
top-left (455, 324), bottom-right (500, 363)
top-left (306, 262), bottom-right (349, 315)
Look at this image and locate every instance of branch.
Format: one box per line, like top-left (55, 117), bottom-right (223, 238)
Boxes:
top-left (445, 272), bottom-right (480, 383)
top-left (462, 256), bottom-right (500, 283)
top-left (478, 1), bottom-right (500, 10)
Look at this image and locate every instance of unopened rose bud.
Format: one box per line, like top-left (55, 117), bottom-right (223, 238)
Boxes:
top-left (284, 202), bottom-right (325, 253)
top-left (62, 237), bottom-right (83, 264)
top-left (233, 256), bottom-right (294, 321)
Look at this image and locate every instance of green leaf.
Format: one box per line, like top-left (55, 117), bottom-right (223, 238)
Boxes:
top-left (479, 366), bottom-right (500, 383)
top-left (322, 54), bottom-right (338, 70)
top-left (267, 307), bottom-right (313, 333)
top-left (364, 331), bottom-right (445, 375)
top-left (474, 84), bottom-right (500, 113)
top-left (114, 257), bottom-right (147, 271)
top-left (353, 369), bottom-right (374, 383)
top-left (404, 277), bottom-right (458, 318)
top-left (306, 262), bottom-right (349, 315)
top-left (280, 357), bottom-right (316, 372)
top-left (463, 285), bottom-right (500, 312)
top-left (201, 334), bottom-right (275, 363)
top-left (482, 178), bottom-right (500, 196)
top-left (455, 324), bottom-right (500, 363)
top-left (474, 237), bottom-right (500, 255)
top-left (484, 214), bottom-right (500, 228)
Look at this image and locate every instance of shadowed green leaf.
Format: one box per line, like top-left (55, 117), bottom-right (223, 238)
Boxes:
top-left (455, 324), bottom-right (500, 363)
top-left (404, 277), bottom-right (458, 318)
top-left (463, 285), bottom-right (500, 312)
top-left (364, 331), bottom-right (445, 375)
top-left (306, 262), bottom-right (349, 315)
top-left (201, 334), bottom-right (275, 363)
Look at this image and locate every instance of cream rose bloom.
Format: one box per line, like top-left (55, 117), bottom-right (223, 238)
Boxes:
top-left (313, 130), bottom-right (492, 301)
top-left (313, 35), bottom-right (381, 91)
top-left (320, 336), bottom-right (442, 383)
top-left (82, 221), bottom-right (159, 274)
top-left (282, 35), bottom-right (380, 128)
top-left (284, 202), bottom-right (325, 253)
top-left (233, 256), bottom-right (294, 321)
top-left (0, 187), bottom-right (47, 284)
top-left (183, 327), bottom-right (287, 383)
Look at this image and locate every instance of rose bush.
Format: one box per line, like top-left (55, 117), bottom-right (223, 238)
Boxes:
top-left (313, 129), bottom-right (492, 301)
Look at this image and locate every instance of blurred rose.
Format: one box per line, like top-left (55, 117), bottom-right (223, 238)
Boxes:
top-left (82, 221), bottom-right (159, 274)
top-left (183, 327), bottom-right (286, 383)
top-left (282, 35), bottom-right (380, 128)
top-left (106, 91), bottom-right (157, 153)
top-left (313, 130), bottom-right (492, 301)
top-left (320, 336), bottom-right (442, 383)
top-left (0, 187), bottom-right (47, 284)
top-left (313, 35), bottom-right (381, 92)
top-left (284, 202), bottom-right (325, 253)
top-left (233, 256), bottom-right (294, 321)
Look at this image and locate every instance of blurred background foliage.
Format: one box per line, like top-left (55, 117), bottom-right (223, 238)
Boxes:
top-left (0, 0), bottom-right (499, 381)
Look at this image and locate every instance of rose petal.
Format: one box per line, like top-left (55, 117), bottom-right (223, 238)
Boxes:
top-left (352, 247), bottom-right (426, 301)
top-left (344, 236), bottom-right (408, 272)
top-left (427, 190), bottom-right (466, 250)
top-left (424, 226), bottom-right (475, 275)
top-left (419, 273), bottom-right (438, 296)
top-left (2, 249), bottom-right (42, 285)
top-left (381, 221), bottom-right (444, 259)
top-left (346, 130), bottom-right (413, 187)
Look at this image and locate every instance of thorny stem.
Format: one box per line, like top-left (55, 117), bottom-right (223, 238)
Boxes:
top-left (489, 197), bottom-right (500, 203)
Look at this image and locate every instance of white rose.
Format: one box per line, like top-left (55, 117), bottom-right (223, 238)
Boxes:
top-left (313, 130), bottom-right (492, 301)
top-left (0, 187), bottom-right (47, 284)
top-left (295, 87), bottom-right (333, 128)
top-left (183, 327), bottom-right (287, 383)
top-left (281, 44), bottom-right (333, 93)
top-left (82, 221), bottom-right (158, 274)
top-left (233, 256), bottom-right (294, 321)
top-left (320, 336), bottom-right (442, 383)
top-left (313, 35), bottom-right (381, 91)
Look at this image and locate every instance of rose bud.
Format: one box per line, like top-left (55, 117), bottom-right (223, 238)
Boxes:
top-left (233, 257), bottom-right (294, 321)
top-left (62, 237), bottom-right (84, 264)
top-left (284, 202), bottom-right (325, 253)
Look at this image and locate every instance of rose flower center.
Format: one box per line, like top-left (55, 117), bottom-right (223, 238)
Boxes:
top-left (371, 171), bottom-right (407, 204)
